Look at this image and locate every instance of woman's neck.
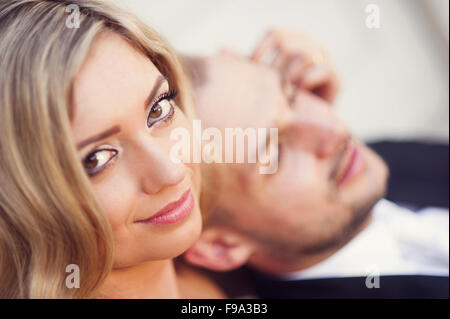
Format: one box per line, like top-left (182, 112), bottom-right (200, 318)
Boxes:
top-left (97, 259), bottom-right (181, 298)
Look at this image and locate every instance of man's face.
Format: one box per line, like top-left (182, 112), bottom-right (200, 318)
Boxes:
top-left (194, 53), bottom-right (388, 258)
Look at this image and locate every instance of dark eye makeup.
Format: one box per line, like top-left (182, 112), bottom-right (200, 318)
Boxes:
top-left (83, 148), bottom-right (118, 177)
top-left (147, 89), bottom-right (178, 128)
top-left (82, 88), bottom-right (178, 177)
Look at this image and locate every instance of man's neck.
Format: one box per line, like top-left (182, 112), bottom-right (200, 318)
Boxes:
top-left (249, 213), bottom-right (374, 275)
top-left (97, 259), bottom-right (181, 298)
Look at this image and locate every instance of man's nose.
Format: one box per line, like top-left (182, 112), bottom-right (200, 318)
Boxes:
top-left (284, 91), bottom-right (349, 159)
top-left (134, 136), bottom-right (186, 195)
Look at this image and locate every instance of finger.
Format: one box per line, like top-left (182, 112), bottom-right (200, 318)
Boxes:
top-left (321, 77), bottom-right (340, 103)
top-left (302, 66), bottom-right (332, 89)
top-left (281, 78), bottom-right (297, 106)
top-left (270, 49), bottom-right (286, 68)
top-left (302, 66), bottom-right (339, 102)
top-left (251, 32), bottom-right (278, 62)
top-left (275, 42), bottom-right (312, 67)
top-left (282, 54), bottom-right (313, 86)
top-left (256, 47), bottom-right (279, 67)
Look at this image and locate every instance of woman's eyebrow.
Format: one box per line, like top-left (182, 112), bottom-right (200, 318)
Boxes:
top-left (76, 125), bottom-right (121, 150)
top-left (144, 75), bottom-right (168, 109)
top-left (76, 75), bottom-right (168, 150)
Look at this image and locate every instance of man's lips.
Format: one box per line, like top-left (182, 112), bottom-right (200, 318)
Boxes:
top-left (136, 189), bottom-right (194, 226)
top-left (335, 141), bottom-right (365, 186)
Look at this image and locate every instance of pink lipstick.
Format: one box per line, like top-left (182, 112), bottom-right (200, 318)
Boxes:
top-left (138, 189), bottom-right (194, 226)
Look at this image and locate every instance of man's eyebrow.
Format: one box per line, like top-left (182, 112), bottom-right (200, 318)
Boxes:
top-left (144, 75), bottom-right (167, 109)
top-left (76, 125), bottom-right (121, 150)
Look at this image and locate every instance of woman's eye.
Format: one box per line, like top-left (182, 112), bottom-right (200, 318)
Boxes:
top-left (83, 149), bottom-right (118, 176)
top-left (147, 98), bottom-right (173, 128)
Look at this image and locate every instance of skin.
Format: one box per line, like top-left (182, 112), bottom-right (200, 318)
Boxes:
top-left (185, 52), bottom-right (389, 274)
top-left (71, 31), bottom-right (206, 298)
top-left (251, 28), bottom-right (340, 103)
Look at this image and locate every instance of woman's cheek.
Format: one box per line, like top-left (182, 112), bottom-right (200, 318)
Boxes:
top-left (188, 162), bottom-right (201, 198)
top-left (91, 175), bottom-right (137, 231)
top-left (166, 107), bottom-right (200, 191)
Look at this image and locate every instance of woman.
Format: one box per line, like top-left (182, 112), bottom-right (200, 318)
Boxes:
top-left (0, 0), bottom-right (223, 298)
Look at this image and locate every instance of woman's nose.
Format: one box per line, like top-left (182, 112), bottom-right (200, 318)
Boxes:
top-left (285, 91), bottom-right (349, 159)
top-left (136, 138), bottom-right (187, 195)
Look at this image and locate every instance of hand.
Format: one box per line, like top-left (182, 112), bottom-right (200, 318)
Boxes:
top-left (251, 28), bottom-right (340, 103)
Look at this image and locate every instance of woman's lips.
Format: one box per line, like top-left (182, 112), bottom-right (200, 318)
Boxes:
top-left (336, 142), bottom-right (365, 186)
top-left (137, 189), bottom-right (194, 226)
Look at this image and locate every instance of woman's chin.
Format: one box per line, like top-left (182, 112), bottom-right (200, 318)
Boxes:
top-left (112, 205), bottom-right (202, 268)
top-left (157, 205), bottom-right (203, 259)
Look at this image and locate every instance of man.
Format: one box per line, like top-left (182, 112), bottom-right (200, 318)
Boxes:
top-left (183, 30), bottom-right (449, 298)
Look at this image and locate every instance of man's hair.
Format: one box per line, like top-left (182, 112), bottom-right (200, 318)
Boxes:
top-left (183, 56), bottom-right (208, 88)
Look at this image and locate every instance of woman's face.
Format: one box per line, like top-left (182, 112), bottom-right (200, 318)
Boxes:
top-left (71, 32), bottom-right (202, 268)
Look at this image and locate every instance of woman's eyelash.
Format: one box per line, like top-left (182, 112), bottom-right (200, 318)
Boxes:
top-left (83, 89), bottom-right (178, 178)
top-left (147, 88), bottom-right (178, 127)
top-left (83, 148), bottom-right (118, 177)
top-left (153, 89), bottom-right (178, 106)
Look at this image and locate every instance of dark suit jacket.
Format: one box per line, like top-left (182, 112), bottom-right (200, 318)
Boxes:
top-left (368, 141), bottom-right (449, 209)
top-left (251, 272), bottom-right (449, 299)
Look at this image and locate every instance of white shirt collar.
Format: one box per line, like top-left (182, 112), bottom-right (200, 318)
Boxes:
top-left (280, 199), bottom-right (449, 281)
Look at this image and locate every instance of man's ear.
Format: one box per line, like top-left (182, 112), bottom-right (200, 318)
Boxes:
top-left (184, 227), bottom-right (254, 271)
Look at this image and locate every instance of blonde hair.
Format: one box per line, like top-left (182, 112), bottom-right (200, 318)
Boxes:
top-left (0, 0), bottom-right (194, 298)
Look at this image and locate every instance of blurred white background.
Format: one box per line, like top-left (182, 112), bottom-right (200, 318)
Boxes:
top-left (110, 0), bottom-right (449, 143)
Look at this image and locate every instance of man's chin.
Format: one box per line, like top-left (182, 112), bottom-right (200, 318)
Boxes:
top-left (333, 149), bottom-right (387, 254)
